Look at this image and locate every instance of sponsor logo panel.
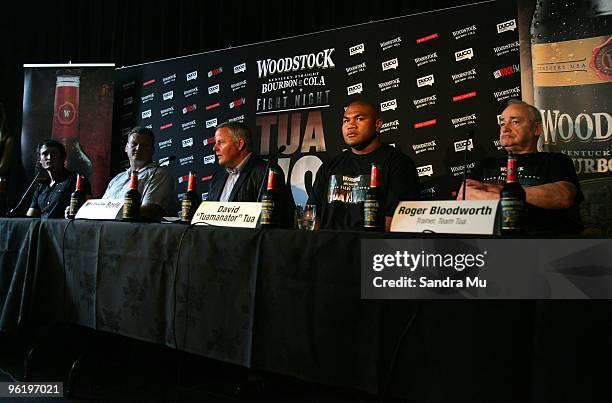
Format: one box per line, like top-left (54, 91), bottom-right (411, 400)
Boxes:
top-left (416, 33), bottom-right (438, 44)
top-left (256, 48), bottom-right (335, 78)
top-left (413, 140), bottom-right (437, 154)
top-left (380, 119), bottom-right (399, 134)
top-left (413, 94), bottom-right (437, 109)
top-left (380, 36), bottom-right (402, 51)
top-left (454, 138), bottom-right (474, 152)
top-left (186, 71), bottom-right (198, 81)
top-left (417, 165), bottom-right (434, 177)
top-left (349, 43), bottom-right (365, 55)
top-left (497, 19), bottom-right (517, 33)
top-left (346, 62), bottom-right (366, 76)
top-left (347, 83), bottom-right (363, 95)
top-left (455, 48), bottom-right (474, 61)
top-left (234, 63), bottom-right (246, 74)
top-left (452, 24), bottom-right (477, 40)
top-left (453, 91), bottom-right (477, 102)
top-left (378, 78), bottom-right (400, 92)
top-left (163, 74), bottom-right (176, 85)
top-left (382, 58), bottom-right (399, 71)
top-left (380, 99), bottom-right (398, 112)
top-left (414, 119), bottom-right (437, 129)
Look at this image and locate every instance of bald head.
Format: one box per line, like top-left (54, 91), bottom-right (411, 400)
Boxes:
top-left (342, 100), bottom-right (383, 154)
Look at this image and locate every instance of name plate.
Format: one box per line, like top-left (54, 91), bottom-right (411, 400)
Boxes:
top-left (75, 199), bottom-right (124, 220)
top-left (391, 200), bottom-right (498, 234)
top-left (192, 201), bottom-right (262, 228)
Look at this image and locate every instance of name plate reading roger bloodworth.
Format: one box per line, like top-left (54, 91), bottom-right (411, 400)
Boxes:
top-left (391, 200), bottom-right (499, 235)
top-left (192, 202), bottom-right (262, 228)
top-left (74, 199), bottom-right (124, 220)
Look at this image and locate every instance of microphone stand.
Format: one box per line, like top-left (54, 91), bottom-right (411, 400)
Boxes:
top-left (461, 130), bottom-right (474, 201)
top-left (9, 170), bottom-right (43, 216)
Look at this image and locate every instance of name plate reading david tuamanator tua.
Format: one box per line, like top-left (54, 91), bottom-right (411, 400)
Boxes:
top-left (192, 201), bottom-right (262, 228)
top-left (391, 200), bottom-right (498, 235)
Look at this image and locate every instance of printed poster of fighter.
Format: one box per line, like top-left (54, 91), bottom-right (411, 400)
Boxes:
top-left (21, 64), bottom-right (115, 197)
top-left (115, 0), bottom-right (520, 205)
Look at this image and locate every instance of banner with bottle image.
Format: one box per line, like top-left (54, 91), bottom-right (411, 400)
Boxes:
top-left (21, 64), bottom-right (115, 198)
top-left (528, 0), bottom-right (612, 235)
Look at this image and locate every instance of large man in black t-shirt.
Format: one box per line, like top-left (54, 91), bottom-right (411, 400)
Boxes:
top-left (459, 99), bottom-right (583, 234)
top-left (308, 101), bottom-right (419, 231)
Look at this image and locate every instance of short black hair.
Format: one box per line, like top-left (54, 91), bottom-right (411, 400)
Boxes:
top-left (346, 100), bottom-right (381, 121)
top-left (37, 139), bottom-right (67, 160)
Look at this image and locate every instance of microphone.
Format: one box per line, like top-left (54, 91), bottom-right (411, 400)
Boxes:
top-left (141, 156), bottom-right (176, 199)
top-left (257, 145), bottom-right (287, 202)
top-left (461, 130), bottom-right (474, 201)
top-left (9, 170), bottom-right (43, 216)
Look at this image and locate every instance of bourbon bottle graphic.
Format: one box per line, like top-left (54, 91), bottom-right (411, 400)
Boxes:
top-left (531, 0), bottom-right (612, 233)
top-left (52, 70), bottom-right (93, 180)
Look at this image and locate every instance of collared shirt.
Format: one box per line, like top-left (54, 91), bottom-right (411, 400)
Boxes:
top-left (219, 153), bottom-right (252, 202)
top-left (30, 170), bottom-right (91, 219)
top-left (102, 162), bottom-right (177, 214)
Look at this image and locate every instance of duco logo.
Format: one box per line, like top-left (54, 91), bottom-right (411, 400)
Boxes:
top-left (382, 58), bottom-right (399, 71)
top-left (186, 71), bottom-right (198, 81)
top-left (455, 48), bottom-right (474, 61)
top-left (234, 63), bottom-right (246, 74)
top-left (206, 118), bottom-right (218, 128)
top-left (347, 83), bottom-right (363, 95)
top-left (380, 99), bottom-right (398, 111)
top-left (349, 43), bottom-right (365, 55)
top-left (454, 139), bottom-right (474, 152)
top-left (497, 19), bottom-right (516, 33)
top-left (417, 74), bottom-right (435, 87)
top-left (417, 165), bottom-right (434, 177)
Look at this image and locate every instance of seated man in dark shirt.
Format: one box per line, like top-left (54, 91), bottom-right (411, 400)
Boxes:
top-left (308, 100), bottom-right (420, 231)
top-left (458, 99), bottom-right (583, 234)
top-left (27, 140), bottom-right (91, 219)
top-left (207, 121), bottom-right (295, 227)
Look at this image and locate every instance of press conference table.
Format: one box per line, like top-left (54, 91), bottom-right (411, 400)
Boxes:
top-left (1, 217), bottom-right (611, 401)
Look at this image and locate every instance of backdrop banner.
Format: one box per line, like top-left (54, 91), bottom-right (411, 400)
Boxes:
top-left (114, 1), bottom-right (520, 206)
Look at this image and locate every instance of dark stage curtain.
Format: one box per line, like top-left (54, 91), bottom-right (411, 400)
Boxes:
top-left (0, 0), bottom-right (478, 141)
